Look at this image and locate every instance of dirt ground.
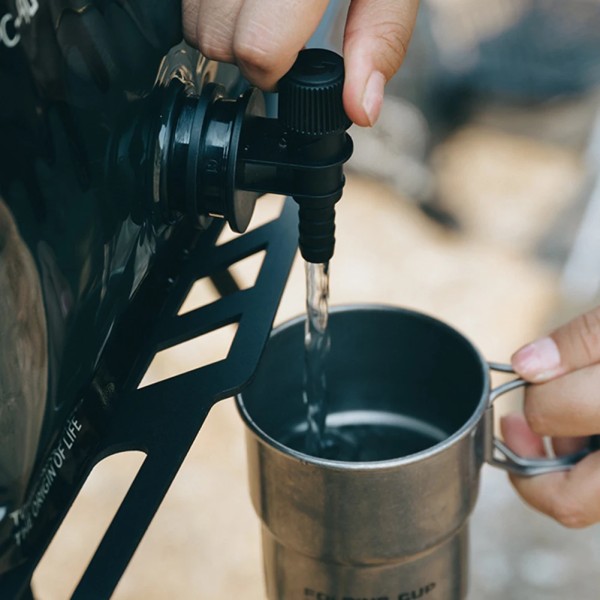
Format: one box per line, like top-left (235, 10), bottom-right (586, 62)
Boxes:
top-left (31, 115), bottom-right (600, 598)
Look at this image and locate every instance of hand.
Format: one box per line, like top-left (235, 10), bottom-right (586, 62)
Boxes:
top-left (182, 0), bottom-right (419, 127)
top-left (503, 306), bottom-right (600, 527)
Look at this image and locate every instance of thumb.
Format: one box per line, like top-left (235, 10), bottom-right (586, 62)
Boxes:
top-left (512, 306), bottom-right (600, 382)
top-left (343, 0), bottom-right (419, 127)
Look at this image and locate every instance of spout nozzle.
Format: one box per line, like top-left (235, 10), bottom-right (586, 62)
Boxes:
top-left (279, 49), bottom-right (350, 264)
top-left (296, 195), bottom-right (339, 264)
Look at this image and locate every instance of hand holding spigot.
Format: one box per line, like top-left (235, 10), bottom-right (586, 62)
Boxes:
top-left (161, 48), bottom-right (353, 263)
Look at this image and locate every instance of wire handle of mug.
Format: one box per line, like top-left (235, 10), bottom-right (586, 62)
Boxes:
top-left (486, 362), bottom-right (590, 477)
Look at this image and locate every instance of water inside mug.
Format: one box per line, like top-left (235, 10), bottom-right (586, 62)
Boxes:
top-left (281, 409), bottom-right (448, 461)
top-left (240, 306), bottom-right (487, 465)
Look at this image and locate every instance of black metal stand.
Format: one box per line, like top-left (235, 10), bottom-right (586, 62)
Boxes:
top-left (0, 198), bottom-right (298, 599)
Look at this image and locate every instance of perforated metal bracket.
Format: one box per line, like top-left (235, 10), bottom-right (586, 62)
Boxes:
top-left (0, 198), bottom-right (298, 599)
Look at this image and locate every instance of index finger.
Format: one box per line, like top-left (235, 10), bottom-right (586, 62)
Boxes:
top-left (522, 365), bottom-right (600, 438)
top-left (232, 0), bottom-right (329, 90)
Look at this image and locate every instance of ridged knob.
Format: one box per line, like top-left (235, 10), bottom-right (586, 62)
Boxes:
top-left (278, 49), bottom-right (351, 136)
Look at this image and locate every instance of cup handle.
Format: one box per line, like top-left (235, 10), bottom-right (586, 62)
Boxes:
top-left (486, 362), bottom-right (590, 477)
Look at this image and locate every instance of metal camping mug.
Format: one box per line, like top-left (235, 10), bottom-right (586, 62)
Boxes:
top-left (236, 305), bottom-right (585, 600)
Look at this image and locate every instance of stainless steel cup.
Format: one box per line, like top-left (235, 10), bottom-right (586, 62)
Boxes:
top-left (236, 305), bottom-right (582, 600)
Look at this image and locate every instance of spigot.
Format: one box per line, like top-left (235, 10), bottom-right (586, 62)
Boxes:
top-left (277, 49), bottom-right (352, 263)
top-left (163, 49), bottom-right (353, 263)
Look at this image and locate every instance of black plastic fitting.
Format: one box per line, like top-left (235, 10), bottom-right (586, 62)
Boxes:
top-left (277, 49), bottom-right (352, 263)
top-left (165, 49), bottom-right (353, 263)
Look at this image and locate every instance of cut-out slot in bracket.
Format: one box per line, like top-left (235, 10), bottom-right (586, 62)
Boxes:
top-left (178, 250), bottom-right (266, 316)
top-left (139, 321), bottom-right (239, 388)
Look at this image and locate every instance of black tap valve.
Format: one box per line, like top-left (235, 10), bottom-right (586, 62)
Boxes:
top-left (276, 49), bottom-right (352, 263)
top-left (165, 49), bottom-right (353, 263)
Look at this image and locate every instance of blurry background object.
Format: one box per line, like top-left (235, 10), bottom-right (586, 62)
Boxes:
top-left (352, 0), bottom-right (600, 238)
top-left (559, 109), bottom-right (600, 302)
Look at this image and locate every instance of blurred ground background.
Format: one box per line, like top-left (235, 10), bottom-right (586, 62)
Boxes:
top-left (32, 1), bottom-right (600, 598)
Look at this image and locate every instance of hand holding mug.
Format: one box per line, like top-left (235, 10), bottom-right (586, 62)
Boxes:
top-left (504, 306), bottom-right (600, 527)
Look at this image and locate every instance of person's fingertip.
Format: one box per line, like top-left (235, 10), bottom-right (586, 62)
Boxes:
top-left (511, 336), bottom-right (562, 383)
top-left (500, 412), bottom-right (546, 458)
top-left (361, 71), bottom-right (385, 126)
top-left (500, 413), bottom-right (525, 446)
top-left (499, 413), bottom-right (518, 437)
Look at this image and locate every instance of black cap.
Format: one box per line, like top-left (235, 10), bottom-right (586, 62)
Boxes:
top-left (278, 49), bottom-right (351, 136)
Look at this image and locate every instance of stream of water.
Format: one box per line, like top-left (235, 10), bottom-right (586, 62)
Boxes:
top-left (300, 262), bottom-right (444, 461)
top-left (302, 261), bottom-right (331, 456)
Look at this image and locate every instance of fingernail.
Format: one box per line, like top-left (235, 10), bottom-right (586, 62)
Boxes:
top-left (511, 337), bottom-right (562, 382)
top-left (362, 71), bottom-right (385, 126)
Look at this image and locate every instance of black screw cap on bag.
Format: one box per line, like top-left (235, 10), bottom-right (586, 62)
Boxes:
top-left (278, 49), bottom-right (351, 136)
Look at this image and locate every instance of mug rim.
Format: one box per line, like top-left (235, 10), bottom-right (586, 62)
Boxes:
top-left (236, 303), bottom-right (491, 471)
